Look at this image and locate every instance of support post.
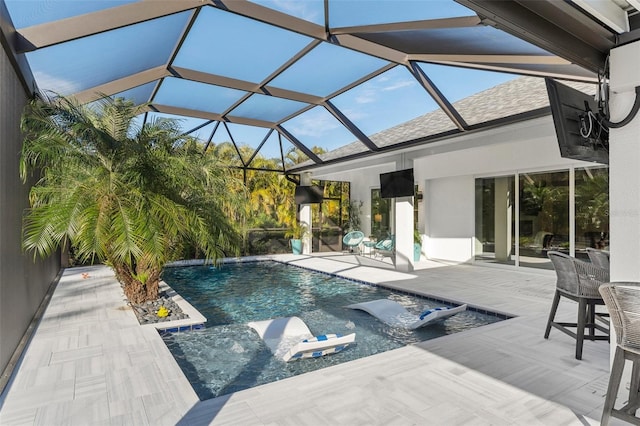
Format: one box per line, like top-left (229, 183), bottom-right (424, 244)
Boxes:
top-left (394, 196), bottom-right (415, 272)
top-left (299, 172), bottom-right (313, 255)
top-left (607, 40), bottom-right (640, 362)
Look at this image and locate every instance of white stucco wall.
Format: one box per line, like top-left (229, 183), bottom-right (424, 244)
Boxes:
top-left (313, 116), bottom-right (601, 263)
top-left (422, 176), bottom-right (475, 262)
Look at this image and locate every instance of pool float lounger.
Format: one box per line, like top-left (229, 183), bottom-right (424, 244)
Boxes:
top-left (346, 299), bottom-right (467, 330)
top-left (248, 316), bottom-right (356, 362)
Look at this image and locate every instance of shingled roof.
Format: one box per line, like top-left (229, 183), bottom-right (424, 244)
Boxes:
top-left (300, 76), bottom-right (596, 167)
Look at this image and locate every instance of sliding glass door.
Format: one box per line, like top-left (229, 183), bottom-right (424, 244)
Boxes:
top-left (475, 166), bottom-right (608, 269)
top-left (518, 171), bottom-right (569, 269)
top-left (474, 176), bottom-right (515, 266)
top-left (575, 167), bottom-right (609, 259)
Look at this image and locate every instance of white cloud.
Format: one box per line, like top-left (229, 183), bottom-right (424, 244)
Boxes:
top-left (341, 108), bottom-right (368, 122)
top-left (355, 90), bottom-right (377, 104)
top-left (382, 79), bottom-right (415, 91)
top-left (272, 0), bottom-right (321, 22)
top-left (33, 71), bottom-right (82, 96)
top-left (289, 110), bottom-right (340, 137)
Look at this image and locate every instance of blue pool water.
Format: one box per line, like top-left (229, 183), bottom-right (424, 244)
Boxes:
top-left (160, 261), bottom-right (504, 400)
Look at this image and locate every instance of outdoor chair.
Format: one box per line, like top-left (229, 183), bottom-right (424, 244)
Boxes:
top-left (342, 231), bottom-right (364, 254)
top-left (586, 247), bottom-right (610, 271)
top-left (545, 251), bottom-right (609, 360)
top-left (599, 282), bottom-right (640, 425)
top-left (374, 235), bottom-right (395, 258)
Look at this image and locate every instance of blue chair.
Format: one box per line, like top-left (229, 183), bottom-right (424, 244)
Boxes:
top-left (374, 235), bottom-right (395, 258)
top-left (343, 231), bottom-right (364, 254)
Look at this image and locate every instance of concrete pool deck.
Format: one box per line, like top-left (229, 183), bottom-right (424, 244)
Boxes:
top-left (0, 254), bottom-right (625, 425)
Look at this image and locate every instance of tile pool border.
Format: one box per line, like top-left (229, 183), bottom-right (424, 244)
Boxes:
top-left (145, 280), bottom-right (208, 334)
top-left (164, 256), bottom-right (513, 321)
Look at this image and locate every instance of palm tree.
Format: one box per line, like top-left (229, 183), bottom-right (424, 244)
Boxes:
top-left (20, 94), bottom-right (242, 303)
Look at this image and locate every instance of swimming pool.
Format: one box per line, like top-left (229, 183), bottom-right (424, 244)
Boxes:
top-left (160, 261), bottom-right (505, 400)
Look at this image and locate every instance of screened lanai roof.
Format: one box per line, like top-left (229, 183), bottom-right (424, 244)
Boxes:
top-left (1, 0), bottom-right (638, 173)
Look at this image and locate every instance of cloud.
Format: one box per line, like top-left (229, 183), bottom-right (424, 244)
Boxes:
top-left (33, 70), bottom-right (83, 96)
top-left (271, 0), bottom-right (322, 23)
top-left (382, 79), bottom-right (415, 91)
top-left (350, 74), bottom-right (416, 104)
top-left (355, 89), bottom-right (377, 104)
top-left (288, 109), bottom-right (340, 137)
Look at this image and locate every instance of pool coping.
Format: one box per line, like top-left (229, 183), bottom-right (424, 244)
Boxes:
top-left (141, 280), bottom-right (207, 333)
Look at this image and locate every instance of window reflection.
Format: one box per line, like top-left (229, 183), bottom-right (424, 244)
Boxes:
top-left (518, 171), bottom-right (569, 269)
top-left (474, 169), bottom-right (608, 270)
top-left (371, 189), bottom-right (391, 240)
top-left (575, 167), bottom-right (609, 259)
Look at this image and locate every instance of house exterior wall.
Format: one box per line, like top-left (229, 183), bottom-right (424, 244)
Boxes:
top-left (413, 116), bottom-right (598, 262)
top-left (0, 43), bottom-right (60, 382)
top-left (422, 176), bottom-right (475, 262)
top-left (313, 116), bottom-right (601, 264)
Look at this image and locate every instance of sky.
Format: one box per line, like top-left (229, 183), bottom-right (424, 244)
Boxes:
top-left (6, 0), bottom-right (519, 161)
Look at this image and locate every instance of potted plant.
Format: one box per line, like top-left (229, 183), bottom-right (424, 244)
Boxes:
top-left (414, 229), bottom-right (422, 262)
top-left (285, 222), bottom-right (310, 255)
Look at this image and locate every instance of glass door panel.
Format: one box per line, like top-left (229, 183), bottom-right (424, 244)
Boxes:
top-left (371, 189), bottom-right (391, 240)
top-left (474, 176), bottom-right (515, 265)
top-left (575, 167), bottom-right (609, 261)
top-left (518, 171), bottom-right (569, 269)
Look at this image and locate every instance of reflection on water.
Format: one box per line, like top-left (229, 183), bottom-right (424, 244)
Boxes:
top-left (161, 261), bottom-right (504, 400)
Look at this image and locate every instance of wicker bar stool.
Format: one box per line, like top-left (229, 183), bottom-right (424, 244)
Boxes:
top-left (545, 251), bottom-right (610, 360)
top-left (599, 282), bottom-right (640, 425)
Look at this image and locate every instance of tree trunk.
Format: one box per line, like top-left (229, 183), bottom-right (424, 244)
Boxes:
top-left (123, 279), bottom-right (147, 304)
top-left (111, 262), bottom-right (151, 304)
top-left (145, 277), bottom-right (160, 301)
top-left (110, 257), bottom-right (162, 303)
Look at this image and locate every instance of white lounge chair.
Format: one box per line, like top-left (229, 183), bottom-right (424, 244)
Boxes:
top-left (346, 299), bottom-right (467, 329)
top-left (247, 316), bottom-right (356, 362)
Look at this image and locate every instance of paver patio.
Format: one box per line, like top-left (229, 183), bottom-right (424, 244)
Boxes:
top-left (0, 254), bottom-right (626, 425)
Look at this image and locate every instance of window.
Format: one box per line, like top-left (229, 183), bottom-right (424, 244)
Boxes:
top-left (371, 188), bottom-right (391, 240)
top-left (519, 171), bottom-right (569, 269)
top-left (474, 176), bottom-right (515, 265)
top-left (475, 167), bottom-right (607, 270)
top-left (575, 167), bottom-right (609, 258)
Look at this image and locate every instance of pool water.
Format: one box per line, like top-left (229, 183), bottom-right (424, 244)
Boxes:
top-left (160, 261), bottom-right (504, 400)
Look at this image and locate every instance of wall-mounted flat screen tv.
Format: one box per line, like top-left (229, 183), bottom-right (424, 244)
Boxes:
top-left (545, 78), bottom-right (609, 165)
top-left (380, 168), bottom-right (414, 198)
top-left (294, 185), bottom-right (324, 204)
